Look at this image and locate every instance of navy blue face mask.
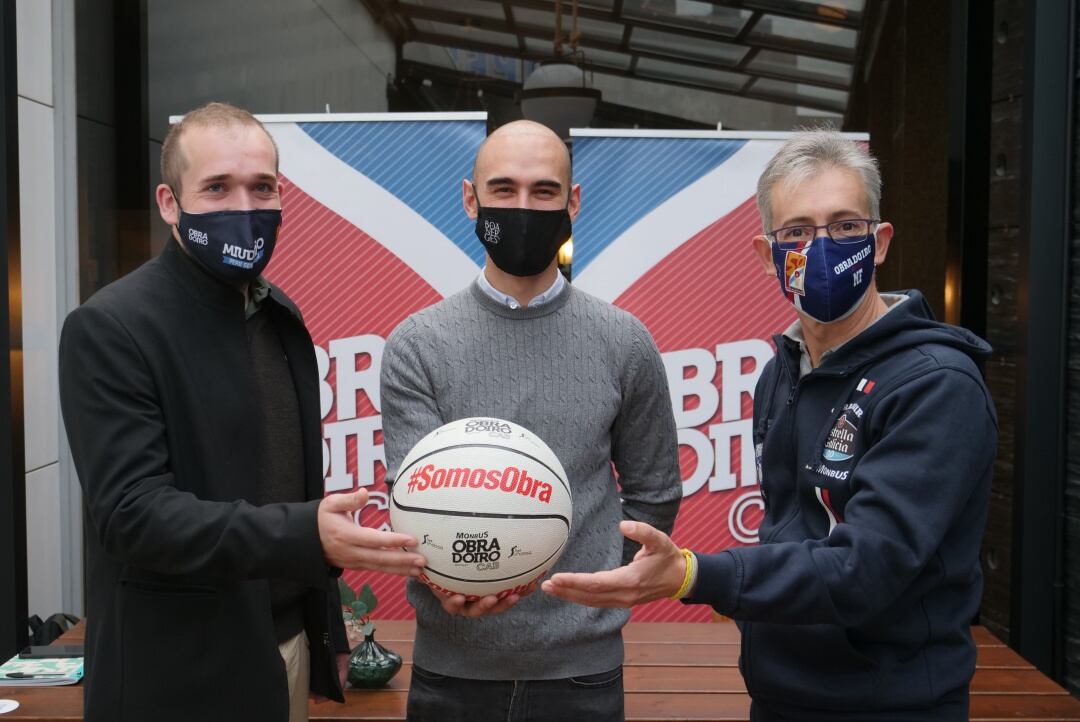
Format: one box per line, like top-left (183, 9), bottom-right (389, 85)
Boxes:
top-left (770, 232), bottom-right (876, 323)
top-left (173, 192), bottom-right (281, 284)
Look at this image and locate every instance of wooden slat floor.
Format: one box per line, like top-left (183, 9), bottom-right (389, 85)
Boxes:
top-left (1, 620), bottom-right (1077, 721)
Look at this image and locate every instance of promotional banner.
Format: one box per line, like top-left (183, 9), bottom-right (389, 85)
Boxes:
top-left (568, 129), bottom-right (866, 621)
top-left (261, 115), bottom-right (868, 621)
top-left (263, 113), bottom-right (488, 618)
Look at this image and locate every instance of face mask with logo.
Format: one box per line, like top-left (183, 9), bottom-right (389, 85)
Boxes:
top-left (473, 192), bottom-right (572, 277)
top-left (770, 231), bottom-right (875, 323)
top-left (174, 193), bottom-right (281, 284)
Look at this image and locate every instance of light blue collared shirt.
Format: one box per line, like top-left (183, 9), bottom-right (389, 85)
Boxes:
top-left (476, 268), bottom-right (566, 310)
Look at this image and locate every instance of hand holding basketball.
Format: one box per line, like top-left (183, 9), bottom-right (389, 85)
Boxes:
top-left (318, 488), bottom-right (427, 575)
top-left (390, 418), bottom-right (572, 599)
top-left (435, 580), bottom-right (538, 618)
top-left (541, 521), bottom-right (686, 608)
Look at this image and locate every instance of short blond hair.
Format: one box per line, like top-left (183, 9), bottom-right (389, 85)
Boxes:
top-left (160, 102), bottom-right (278, 195)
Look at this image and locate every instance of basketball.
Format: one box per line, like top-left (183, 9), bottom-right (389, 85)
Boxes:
top-left (389, 417), bottom-right (572, 600)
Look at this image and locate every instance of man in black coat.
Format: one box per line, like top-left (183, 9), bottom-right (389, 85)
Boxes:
top-left (58, 102), bottom-right (426, 722)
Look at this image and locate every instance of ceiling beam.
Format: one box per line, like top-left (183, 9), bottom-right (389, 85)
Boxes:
top-left (396, 0), bottom-right (856, 63)
top-left (407, 33), bottom-right (846, 113)
top-left (402, 4), bottom-right (850, 90)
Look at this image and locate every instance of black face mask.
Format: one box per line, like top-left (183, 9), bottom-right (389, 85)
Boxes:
top-left (173, 190), bottom-right (281, 284)
top-left (473, 193), bottom-right (572, 277)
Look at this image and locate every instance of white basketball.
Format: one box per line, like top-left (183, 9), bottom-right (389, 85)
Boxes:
top-left (389, 417), bottom-right (572, 600)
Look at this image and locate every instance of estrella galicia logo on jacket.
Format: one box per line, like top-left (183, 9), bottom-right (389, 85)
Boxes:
top-left (823, 412), bottom-right (857, 461)
top-left (452, 531), bottom-right (501, 571)
top-left (784, 250), bottom-right (807, 295)
top-left (221, 237), bottom-right (265, 270)
top-left (483, 219), bottom-right (501, 244)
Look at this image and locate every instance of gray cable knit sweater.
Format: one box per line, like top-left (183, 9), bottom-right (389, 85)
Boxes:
top-left (380, 279), bottom-right (681, 680)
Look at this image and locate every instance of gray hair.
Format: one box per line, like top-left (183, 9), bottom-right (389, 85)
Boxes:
top-left (756, 130), bottom-right (881, 233)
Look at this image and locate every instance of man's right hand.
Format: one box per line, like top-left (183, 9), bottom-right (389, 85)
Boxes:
top-left (318, 489), bottom-right (426, 575)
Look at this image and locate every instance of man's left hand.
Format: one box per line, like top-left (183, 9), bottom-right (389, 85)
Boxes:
top-left (541, 521), bottom-right (686, 607)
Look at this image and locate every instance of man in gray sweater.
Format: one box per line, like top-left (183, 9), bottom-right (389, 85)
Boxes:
top-left (380, 120), bottom-right (682, 721)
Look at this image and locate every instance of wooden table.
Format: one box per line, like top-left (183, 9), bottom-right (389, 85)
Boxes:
top-left (1, 621), bottom-right (1078, 721)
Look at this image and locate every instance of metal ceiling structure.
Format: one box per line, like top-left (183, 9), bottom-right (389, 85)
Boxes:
top-left (361, 0), bottom-right (867, 116)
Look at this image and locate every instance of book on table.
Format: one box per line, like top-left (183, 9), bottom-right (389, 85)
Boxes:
top-left (0, 654), bottom-right (83, 686)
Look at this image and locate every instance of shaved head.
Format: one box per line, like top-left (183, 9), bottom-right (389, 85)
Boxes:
top-left (473, 120), bottom-right (572, 191)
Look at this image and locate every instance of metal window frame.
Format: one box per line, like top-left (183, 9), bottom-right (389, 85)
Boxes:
top-left (1012, 0), bottom-right (1074, 681)
top-left (362, 0), bottom-right (863, 113)
top-left (0, 0), bottom-right (28, 659)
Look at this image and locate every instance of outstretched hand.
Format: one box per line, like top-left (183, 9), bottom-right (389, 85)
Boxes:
top-left (541, 521), bottom-right (687, 608)
top-left (318, 489), bottom-right (427, 575)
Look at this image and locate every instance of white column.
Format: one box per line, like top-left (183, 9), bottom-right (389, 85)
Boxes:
top-left (17, 0), bottom-right (81, 618)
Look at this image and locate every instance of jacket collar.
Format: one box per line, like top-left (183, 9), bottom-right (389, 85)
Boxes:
top-left (160, 234), bottom-right (247, 310)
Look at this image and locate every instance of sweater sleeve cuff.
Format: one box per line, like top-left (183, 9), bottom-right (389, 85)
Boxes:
top-left (681, 549), bottom-right (741, 615)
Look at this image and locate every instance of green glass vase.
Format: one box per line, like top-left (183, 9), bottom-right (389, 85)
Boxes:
top-left (347, 630), bottom-right (402, 689)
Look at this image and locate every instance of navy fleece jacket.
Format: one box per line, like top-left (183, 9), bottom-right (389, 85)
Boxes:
top-left (687, 290), bottom-right (997, 720)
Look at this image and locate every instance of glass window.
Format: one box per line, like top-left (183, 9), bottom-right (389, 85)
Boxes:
top-left (746, 50), bottom-right (852, 85)
top-left (751, 15), bottom-right (858, 50)
top-left (510, 7), bottom-right (558, 33)
top-left (630, 27), bottom-right (747, 65)
top-left (574, 15), bottom-right (628, 43)
top-left (403, 41), bottom-right (535, 83)
top-left (635, 57), bottom-right (747, 91)
top-left (773, 0), bottom-right (865, 17)
top-left (399, 0), bottom-right (507, 20)
top-left (577, 46), bottom-right (633, 71)
top-left (412, 19), bottom-right (519, 51)
top-left (511, 7), bottom-right (624, 44)
top-left (751, 77), bottom-right (848, 110)
top-left (622, 0), bottom-right (752, 36)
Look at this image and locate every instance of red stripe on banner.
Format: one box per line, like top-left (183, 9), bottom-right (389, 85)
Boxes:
top-left (620, 197), bottom-right (785, 622)
top-left (266, 178), bottom-right (446, 620)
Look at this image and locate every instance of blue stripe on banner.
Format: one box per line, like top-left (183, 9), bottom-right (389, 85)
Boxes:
top-left (571, 138), bottom-right (747, 272)
top-left (299, 121), bottom-right (487, 264)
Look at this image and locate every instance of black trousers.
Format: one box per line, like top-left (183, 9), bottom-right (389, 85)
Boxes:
top-left (406, 665), bottom-right (624, 722)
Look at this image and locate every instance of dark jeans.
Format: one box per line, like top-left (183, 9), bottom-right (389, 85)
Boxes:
top-left (406, 665), bottom-right (625, 722)
top-left (749, 692), bottom-right (969, 722)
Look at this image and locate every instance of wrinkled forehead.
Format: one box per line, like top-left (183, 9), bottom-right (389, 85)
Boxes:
top-left (179, 123), bottom-right (278, 178)
top-left (771, 165), bottom-right (871, 217)
top-left (474, 130), bottom-right (571, 185)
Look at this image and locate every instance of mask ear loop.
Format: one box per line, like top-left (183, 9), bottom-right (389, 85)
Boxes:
top-left (170, 186), bottom-right (185, 237)
top-left (470, 180), bottom-right (483, 211)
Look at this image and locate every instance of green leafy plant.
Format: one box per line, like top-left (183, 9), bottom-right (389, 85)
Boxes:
top-left (339, 579), bottom-right (379, 637)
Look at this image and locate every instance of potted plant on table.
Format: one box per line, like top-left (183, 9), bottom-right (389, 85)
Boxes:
top-left (338, 579), bottom-right (402, 688)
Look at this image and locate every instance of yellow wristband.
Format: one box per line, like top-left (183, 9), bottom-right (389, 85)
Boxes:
top-left (669, 548), bottom-right (696, 599)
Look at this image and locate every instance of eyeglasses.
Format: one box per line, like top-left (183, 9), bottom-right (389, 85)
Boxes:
top-left (767, 219), bottom-right (879, 250)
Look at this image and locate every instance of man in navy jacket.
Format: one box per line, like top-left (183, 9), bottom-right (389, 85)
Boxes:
top-left (59, 102), bottom-right (425, 722)
top-left (544, 130), bottom-right (997, 721)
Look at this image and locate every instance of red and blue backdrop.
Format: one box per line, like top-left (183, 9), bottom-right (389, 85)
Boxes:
top-left (261, 115), bottom-right (839, 621)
